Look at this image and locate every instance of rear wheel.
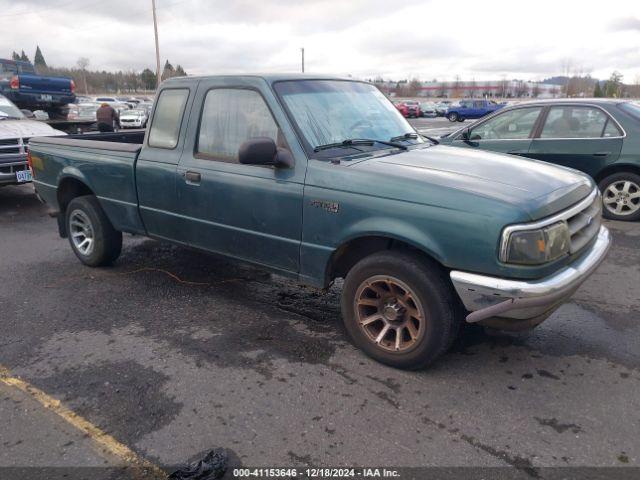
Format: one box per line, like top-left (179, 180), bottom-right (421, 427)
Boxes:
top-left (598, 172), bottom-right (640, 221)
top-left (447, 112), bottom-right (459, 122)
top-left (66, 196), bottom-right (122, 266)
top-left (341, 251), bottom-right (462, 369)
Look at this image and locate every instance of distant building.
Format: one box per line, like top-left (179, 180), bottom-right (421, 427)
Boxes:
top-left (381, 80), bottom-right (564, 99)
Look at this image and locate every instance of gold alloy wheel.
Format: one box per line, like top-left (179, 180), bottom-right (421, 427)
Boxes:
top-left (354, 275), bottom-right (426, 352)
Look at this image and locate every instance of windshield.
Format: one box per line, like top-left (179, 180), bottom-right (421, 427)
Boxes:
top-left (274, 80), bottom-right (421, 153)
top-left (126, 109), bottom-right (146, 115)
top-left (0, 95), bottom-right (25, 119)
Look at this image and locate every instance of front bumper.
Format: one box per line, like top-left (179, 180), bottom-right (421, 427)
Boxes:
top-left (450, 226), bottom-right (611, 329)
top-left (0, 158), bottom-right (29, 185)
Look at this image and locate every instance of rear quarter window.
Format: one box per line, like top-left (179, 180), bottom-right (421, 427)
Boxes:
top-left (148, 89), bottom-right (189, 149)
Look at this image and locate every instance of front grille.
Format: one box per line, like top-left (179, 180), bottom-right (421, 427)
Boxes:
top-left (0, 161), bottom-right (28, 174)
top-left (0, 137), bottom-right (25, 158)
top-left (566, 193), bottom-right (602, 254)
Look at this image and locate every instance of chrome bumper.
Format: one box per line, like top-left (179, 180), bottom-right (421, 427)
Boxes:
top-left (450, 226), bottom-right (611, 325)
top-left (0, 159), bottom-right (29, 185)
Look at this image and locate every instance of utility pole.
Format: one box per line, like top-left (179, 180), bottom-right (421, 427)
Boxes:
top-left (301, 47), bottom-right (305, 73)
top-left (152, 0), bottom-right (161, 89)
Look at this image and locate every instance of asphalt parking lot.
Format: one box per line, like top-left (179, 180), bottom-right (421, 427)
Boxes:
top-left (1, 182), bottom-right (639, 477)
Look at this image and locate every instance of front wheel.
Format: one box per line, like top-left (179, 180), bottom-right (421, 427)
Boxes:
top-left (341, 251), bottom-right (462, 369)
top-left (447, 112), bottom-right (459, 122)
top-left (66, 196), bottom-right (122, 266)
top-left (599, 172), bottom-right (640, 221)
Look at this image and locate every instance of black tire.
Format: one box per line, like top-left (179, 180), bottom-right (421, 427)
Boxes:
top-left (457, 117), bottom-right (465, 122)
top-left (447, 112), bottom-right (458, 122)
top-left (341, 251), bottom-right (462, 370)
top-left (65, 196), bottom-right (122, 267)
top-left (598, 172), bottom-right (640, 221)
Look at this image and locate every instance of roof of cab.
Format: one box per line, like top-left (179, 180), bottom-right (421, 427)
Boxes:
top-left (161, 73), bottom-right (360, 86)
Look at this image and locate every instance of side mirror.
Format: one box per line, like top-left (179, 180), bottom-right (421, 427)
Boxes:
top-left (238, 137), bottom-right (293, 168)
top-left (461, 128), bottom-right (470, 141)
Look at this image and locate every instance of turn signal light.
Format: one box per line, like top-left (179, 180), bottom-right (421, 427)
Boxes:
top-left (10, 76), bottom-right (19, 89)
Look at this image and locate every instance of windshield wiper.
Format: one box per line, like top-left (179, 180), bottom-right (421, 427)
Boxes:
top-left (390, 132), bottom-right (440, 145)
top-left (314, 138), bottom-right (408, 153)
top-left (389, 132), bottom-right (419, 142)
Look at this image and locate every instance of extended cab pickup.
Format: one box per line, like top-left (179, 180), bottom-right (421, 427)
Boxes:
top-left (29, 75), bottom-right (610, 369)
top-left (0, 59), bottom-right (75, 119)
top-left (446, 99), bottom-right (504, 122)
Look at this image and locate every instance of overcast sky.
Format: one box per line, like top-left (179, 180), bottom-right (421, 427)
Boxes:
top-left (1, 0), bottom-right (639, 82)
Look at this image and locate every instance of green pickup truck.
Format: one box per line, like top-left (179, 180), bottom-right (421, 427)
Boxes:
top-left (29, 75), bottom-right (611, 369)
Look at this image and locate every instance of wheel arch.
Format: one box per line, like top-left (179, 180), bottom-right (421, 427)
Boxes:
top-left (325, 233), bottom-right (447, 286)
top-left (56, 175), bottom-right (96, 237)
top-left (594, 163), bottom-right (640, 185)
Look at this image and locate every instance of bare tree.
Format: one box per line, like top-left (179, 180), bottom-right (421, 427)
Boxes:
top-left (77, 57), bottom-right (90, 95)
top-left (531, 83), bottom-right (541, 98)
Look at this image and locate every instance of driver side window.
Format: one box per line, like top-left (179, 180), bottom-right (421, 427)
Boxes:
top-left (469, 107), bottom-right (542, 140)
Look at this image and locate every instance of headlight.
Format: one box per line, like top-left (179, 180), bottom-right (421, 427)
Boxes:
top-left (501, 221), bottom-right (570, 265)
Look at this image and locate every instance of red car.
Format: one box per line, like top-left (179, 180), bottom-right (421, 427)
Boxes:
top-left (394, 102), bottom-right (409, 117)
top-left (404, 100), bottom-right (421, 118)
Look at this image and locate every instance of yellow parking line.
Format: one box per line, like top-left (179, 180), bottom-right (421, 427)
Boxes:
top-left (0, 364), bottom-right (166, 479)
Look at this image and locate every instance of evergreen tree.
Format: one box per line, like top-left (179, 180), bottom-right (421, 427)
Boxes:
top-left (20, 50), bottom-right (29, 62)
top-left (12, 51), bottom-right (20, 61)
top-left (162, 60), bottom-right (175, 80)
top-left (140, 68), bottom-right (157, 90)
top-left (593, 82), bottom-right (603, 97)
top-left (175, 65), bottom-right (186, 77)
top-left (34, 46), bottom-right (47, 68)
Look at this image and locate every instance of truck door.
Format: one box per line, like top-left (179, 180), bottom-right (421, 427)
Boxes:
top-left (527, 105), bottom-right (623, 178)
top-left (174, 78), bottom-right (306, 275)
top-left (136, 83), bottom-right (195, 240)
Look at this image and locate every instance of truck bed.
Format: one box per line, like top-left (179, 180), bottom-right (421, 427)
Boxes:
top-left (28, 130), bottom-right (147, 235)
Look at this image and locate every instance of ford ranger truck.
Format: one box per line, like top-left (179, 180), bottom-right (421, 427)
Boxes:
top-left (28, 75), bottom-right (611, 369)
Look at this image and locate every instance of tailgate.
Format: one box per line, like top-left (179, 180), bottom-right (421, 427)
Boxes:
top-left (18, 74), bottom-right (73, 95)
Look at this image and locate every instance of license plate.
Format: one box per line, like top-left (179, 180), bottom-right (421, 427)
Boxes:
top-left (16, 170), bottom-right (33, 183)
top-left (40, 94), bottom-right (53, 102)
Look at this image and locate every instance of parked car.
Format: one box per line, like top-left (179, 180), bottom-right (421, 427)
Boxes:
top-left (419, 102), bottom-right (437, 117)
top-left (0, 94), bottom-right (64, 186)
top-left (404, 100), bottom-right (421, 118)
top-left (67, 102), bottom-right (99, 122)
top-left (29, 75), bottom-right (610, 369)
top-left (394, 101), bottom-right (409, 117)
top-left (93, 96), bottom-right (130, 114)
top-left (0, 58), bottom-right (76, 119)
top-left (118, 108), bottom-right (148, 129)
top-left (446, 99), bottom-right (504, 122)
top-left (435, 101), bottom-right (451, 117)
top-left (440, 99), bottom-right (640, 221)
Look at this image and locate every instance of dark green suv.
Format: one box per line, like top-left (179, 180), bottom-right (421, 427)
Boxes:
top-left (440, 99), bottom-right (640, 221)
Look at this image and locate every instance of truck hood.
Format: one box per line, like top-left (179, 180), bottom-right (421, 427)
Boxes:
top-left (0, 119), bottom-right (65, 140)
top-left (349, 145), bottom-right (593, 220)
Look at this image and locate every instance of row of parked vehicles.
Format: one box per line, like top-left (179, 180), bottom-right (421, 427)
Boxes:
top-left (0, 57), bottom-right (153, 129)
top-left (66, 96), bottom-right (153, 129)
top-left (394, 98), bottom-right (506, 122)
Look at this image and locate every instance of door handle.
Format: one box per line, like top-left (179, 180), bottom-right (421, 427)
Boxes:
top-left (593, 152), bottom-right (610, 157)
top-left (184, 171), bottom-right (201, 184)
